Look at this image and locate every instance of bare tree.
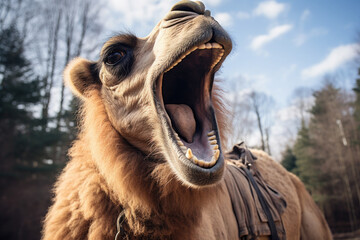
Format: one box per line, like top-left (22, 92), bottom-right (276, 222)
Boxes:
top-left (292, 87), bottom-right (313, 127)
top-left (18, 0), bottom-right (102, 130)
top-left (56, 0), bottom-right (102, 130)
top-left (40, 4), bottom-right (62, 129)
top-left (226, 79), bottom-right (255, 148)
top-left (265, 128), bottom-right (271, 155)
top-left (249, 91), bottom-right (275, 152)
top-left (0, 0), bottom-right (13, 30)
top-left (0, 0), bottom-right (39, 37)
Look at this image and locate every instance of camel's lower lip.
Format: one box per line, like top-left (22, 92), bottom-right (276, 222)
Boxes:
top-left (154, 42), bottom-right (225, 172)
top-left (155, 97), bottom-right (226, 186)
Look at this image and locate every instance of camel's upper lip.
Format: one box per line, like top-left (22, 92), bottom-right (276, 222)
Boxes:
top-left (164, 42), bottom-right (225, 74)
top-left (154, 41), bottom-right (225, 170)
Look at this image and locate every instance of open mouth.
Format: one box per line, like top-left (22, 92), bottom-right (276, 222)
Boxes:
top-left (155, 42), bottom-right (225, 169)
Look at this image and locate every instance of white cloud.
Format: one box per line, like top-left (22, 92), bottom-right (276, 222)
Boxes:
top-left (270, 94), bottom-right (314, 160)
top-left (293, 34), bottom-right (307, 46)
top-left (270, 107), bottom-right (298, 159)
top-left (282, 64), bottom-right (297, 79)
top-left (276, 105), bottom-right (301, 122)
top-left (301, 44), bottom-right (359, 78)
top-left (293, 28), bottom-right (327, 47)
top-left (202, 0), bottom-right (222, 7)
top-left (253, 0), bottom-right (285, 19)
top-left (294, 9), bottom-right (326, 47)
top-left (250, 24), bottom-right (293, 50)
top-left (243, 74), bottom-right (270, 91)
top-left (214, 12), bottom-right (232, 27)
top-left (106, 0), bottom-right (176, 32)
top-left (300, 9), bottom-right (310, 23)
top-left (104, 0), bottom-right (225, 34)
top-left (237, 11), bottom-right (251, 19)
top-left (228, 73), bottom-right (271, 95)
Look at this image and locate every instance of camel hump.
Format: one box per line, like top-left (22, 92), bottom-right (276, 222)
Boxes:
top-left (224, 151), bottom-right (287, 240)
top-left (288, 173), bottom-right (333, 239)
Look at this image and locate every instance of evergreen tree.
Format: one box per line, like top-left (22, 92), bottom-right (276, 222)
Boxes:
top-left (292, 122), bottom-right (322, 194)
top-left (293, 83), bottom-right (360, 229)
top-left (53, 96), bottom-right (80, 163)
top-left (292, 85), bottom-right (341, 206)
top-left (353, 68), bottom-right (360, 134)
top-left (281, 146), bottom-right (297, 172)
top-left (0, 25), bottom-right (42, 166)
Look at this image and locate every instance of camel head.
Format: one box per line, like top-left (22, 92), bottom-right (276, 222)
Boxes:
top-left (65, 0), bottom-right (232, 187)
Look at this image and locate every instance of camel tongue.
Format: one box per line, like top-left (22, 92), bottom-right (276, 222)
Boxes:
top-left (165, 104), bottom-right (196, 143)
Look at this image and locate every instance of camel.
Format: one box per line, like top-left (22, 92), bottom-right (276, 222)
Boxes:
top-left (42, 1), bottom-right (332, 239)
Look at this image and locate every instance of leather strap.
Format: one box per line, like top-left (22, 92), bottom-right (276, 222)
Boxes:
top-left (243, 166), bottom-right (280, 240)
top-left (226, 142), bottom-right (281, 240)
top-left (115, 210), bottom-right (128, 240)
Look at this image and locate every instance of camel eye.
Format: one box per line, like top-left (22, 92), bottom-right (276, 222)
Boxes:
top-left (105, 51), bottom-right (126, 65)
top-left (102, 42), bottom-right (134, 82)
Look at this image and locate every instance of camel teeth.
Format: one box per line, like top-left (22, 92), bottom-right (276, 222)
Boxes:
top-left (213, 144), bottom-right (219, 150)
top-left (198, 44), bottom-right (206, 49)
top-left (188, 46), bottom-right (197, 54)
top-left (185, 148), bottom-right (193, 159)
top-left (192, 155), bottom-right (199, 164)
top-left (214, 149), bottom-right (220, 160)
top-left (165, 43), bottom-right (224, 72)
top-left (197, 159), bottom-right (206, 167)
top-left (198, 43), bottom-right (223, 50)
top-left (177, 140), bottom-right (184, 146)
top-left (208, 157), bottom-right (217, 167)
top-left (207, 130), bottom-right (215, 136)
top-left (212, 42), bottom-right (222, 49)
top-left (184, 147), bottom-right (220, 168)
top-left (208, 135), bottom-right (216, 140)
top-left (196, 159), bottom-right (215, 168)
top-left (202, 160), bottom-right (210, 168)
top-left (210, 50), bottom-right (225, 69)
top-left (205, 43), bottom-right (212, 49)
top-left (210, 140), bottom-right (217, 145)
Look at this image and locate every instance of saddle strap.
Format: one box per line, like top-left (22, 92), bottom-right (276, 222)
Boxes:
top-left (242, 166), bottom-right (280, 240)
top-left (115, 210), bottom-right (129, 240)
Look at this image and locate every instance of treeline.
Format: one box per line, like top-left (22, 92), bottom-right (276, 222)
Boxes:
top-left (227, 64), bottom-right (360, 233)
top-left (0, 1), bottom-right (102, 239)
top-left (0, 0), bottom-right (101, 173)
top-left (281, 72), bottom-right (360, 232)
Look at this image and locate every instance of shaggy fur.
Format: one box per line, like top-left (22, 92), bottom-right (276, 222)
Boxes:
top-left (42, 89), bottom-right (332, 240)
top-left (42, 1), bottom-right (332, 239)
top-left (43, 89), bottom-right (222, 239)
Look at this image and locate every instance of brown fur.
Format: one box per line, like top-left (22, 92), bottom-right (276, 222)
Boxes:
top-left (43, 89), bottom-right (220, 239)
top-left (42, 89), bottom-right (332, 240)
top-left (43, 1), bottom-right (332, 239)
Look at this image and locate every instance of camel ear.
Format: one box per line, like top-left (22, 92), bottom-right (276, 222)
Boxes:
top-left (64, 57), bottom-right (100, 99)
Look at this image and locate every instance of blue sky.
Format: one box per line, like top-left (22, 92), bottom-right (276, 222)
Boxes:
top-left (217, 0), bottom-right (360, 103)
top-left (101, 0), bottom-right (360, 158)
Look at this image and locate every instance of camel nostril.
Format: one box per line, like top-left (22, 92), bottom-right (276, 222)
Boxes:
top-left (162, 1), bottom-right (210, 28)
top-left (171, 0), bottom-right (205, 15)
